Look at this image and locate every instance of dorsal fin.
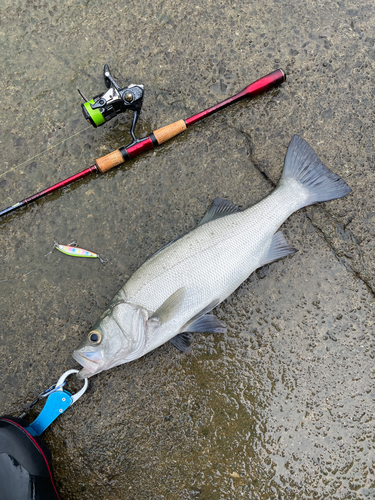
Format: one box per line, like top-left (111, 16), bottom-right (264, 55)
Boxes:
top-left (199, 197), bottom-right (240, 226)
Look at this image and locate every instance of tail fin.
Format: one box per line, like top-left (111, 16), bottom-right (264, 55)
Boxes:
top-left (281, 135), bottom-right (351, 208)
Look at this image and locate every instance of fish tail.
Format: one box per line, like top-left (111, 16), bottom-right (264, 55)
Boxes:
top-left (280, 135), bottom-right (351, 208)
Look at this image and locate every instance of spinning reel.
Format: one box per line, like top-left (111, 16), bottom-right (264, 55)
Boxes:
top-left (78, 64), bottom-right (144, 146)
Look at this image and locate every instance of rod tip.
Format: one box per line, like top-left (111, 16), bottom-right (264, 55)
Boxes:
top-left (279, 68), bottom-right (287, 82)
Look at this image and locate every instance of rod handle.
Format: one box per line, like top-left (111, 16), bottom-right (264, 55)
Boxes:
top-left (152, 119), bottom-right (187, 145)
top-left (95, 149), bottom-right (124, 173)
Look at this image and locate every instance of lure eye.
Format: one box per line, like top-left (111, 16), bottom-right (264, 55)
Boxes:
top-left (88, 330), bottom-right (102, 344)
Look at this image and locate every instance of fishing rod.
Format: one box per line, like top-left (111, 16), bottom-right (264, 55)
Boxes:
top-left (0, 66), bottom-right (286, 219)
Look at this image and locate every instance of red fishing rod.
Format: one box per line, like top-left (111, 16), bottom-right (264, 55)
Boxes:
top-left (0, 68), bottom-right (285, 218)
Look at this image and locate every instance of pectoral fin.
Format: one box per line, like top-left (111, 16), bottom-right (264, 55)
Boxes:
top-left (149, 287), bottom-right (186, 326)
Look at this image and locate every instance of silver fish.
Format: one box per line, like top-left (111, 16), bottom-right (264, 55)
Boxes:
top-left (73, 135), bottom-right (351, 378)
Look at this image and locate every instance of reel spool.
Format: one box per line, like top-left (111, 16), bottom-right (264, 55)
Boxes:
top-left (78, 64), bottom-right (144, 146)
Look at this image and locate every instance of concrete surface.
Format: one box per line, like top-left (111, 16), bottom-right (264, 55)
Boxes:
top-left (1, 0), bottom-right (375, 498)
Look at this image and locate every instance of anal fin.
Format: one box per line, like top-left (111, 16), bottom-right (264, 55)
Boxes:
top-left (259, 231), bottom-right (298, 267)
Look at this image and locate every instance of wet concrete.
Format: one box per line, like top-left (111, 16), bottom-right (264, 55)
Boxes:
top-left (1, 0), bottom-right (375, 498)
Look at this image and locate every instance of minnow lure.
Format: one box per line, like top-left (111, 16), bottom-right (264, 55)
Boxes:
top-left (51, 241), bottom-right (107, 264)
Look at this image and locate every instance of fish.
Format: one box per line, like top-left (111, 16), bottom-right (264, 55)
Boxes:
top-left (73, 135), bottom-right (351, 378)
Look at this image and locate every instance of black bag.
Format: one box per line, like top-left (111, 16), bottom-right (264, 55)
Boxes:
top-left (0, 416), bottom-right (61, 500)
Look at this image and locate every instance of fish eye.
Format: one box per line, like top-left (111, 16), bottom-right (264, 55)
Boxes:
top-left (88, 330), bottom-right (102, 344)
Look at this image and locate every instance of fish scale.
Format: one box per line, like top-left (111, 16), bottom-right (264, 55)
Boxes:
top-left (73, 135), bottom-right (351, 378)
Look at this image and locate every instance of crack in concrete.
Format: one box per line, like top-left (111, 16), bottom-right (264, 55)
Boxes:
top-left (228, 123), bottom-right (277, 187)
top-left (317, 209), bottom-right (366, 267)
top-left (228, 123), bottom-right (375, 296)
top-left (307, 215), bottom-right (375, 298)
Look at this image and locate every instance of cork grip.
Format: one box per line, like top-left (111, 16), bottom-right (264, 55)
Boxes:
top-left (153, 119), bottom-right (187, 145)
top-left (95, 149), bottom-right (124, 173)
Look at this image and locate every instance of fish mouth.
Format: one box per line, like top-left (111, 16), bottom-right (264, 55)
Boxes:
top-left (72, 350), bottom-right (105, 378)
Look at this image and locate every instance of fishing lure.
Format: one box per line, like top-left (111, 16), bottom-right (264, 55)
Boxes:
top-left (51, 241), bottom-right (107, 264)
